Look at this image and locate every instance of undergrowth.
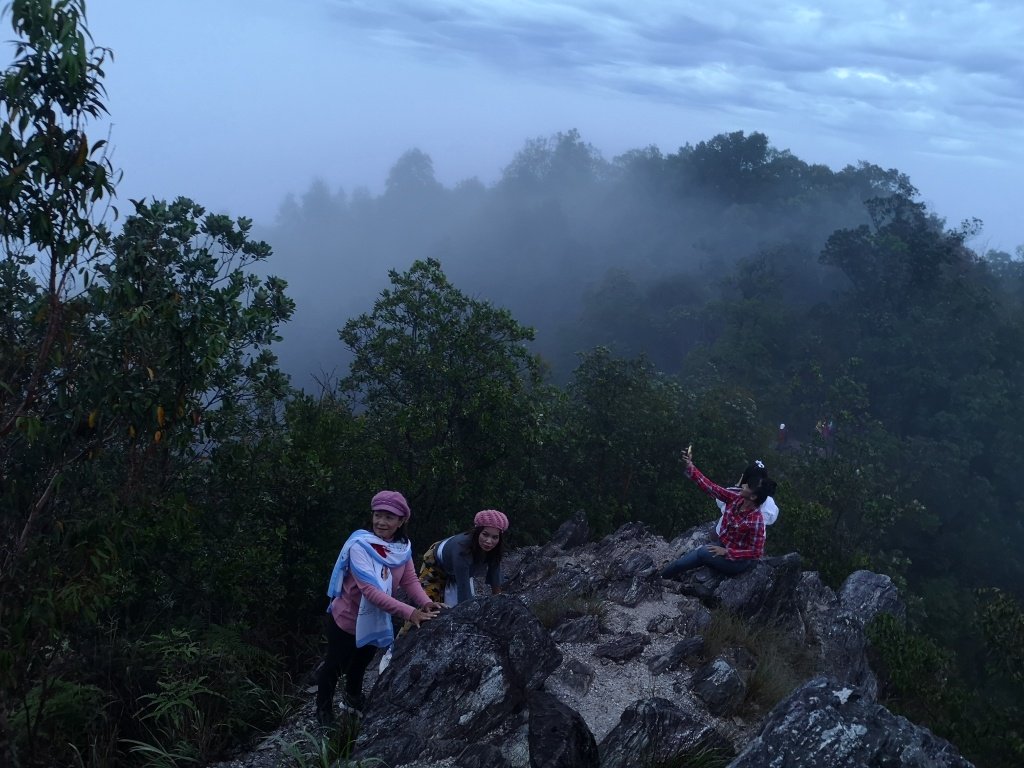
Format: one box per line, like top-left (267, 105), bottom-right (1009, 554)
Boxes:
top-left (700, 609), bottom-right (814, 712)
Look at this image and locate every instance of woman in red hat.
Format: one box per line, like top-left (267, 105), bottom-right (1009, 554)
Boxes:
top-left (418, 509), bottom-right (510, 607)
top-left (315, 490), bottom-right (443, 724)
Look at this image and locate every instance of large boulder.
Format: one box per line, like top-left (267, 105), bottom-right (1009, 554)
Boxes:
top-left (839, 569), bottom-right (906, 625)
top-left (527, 690), bottom-right (600, 768)
top-left (729, 676), bottom-right (974, 767)
top-left (548, 510), bottom-right (591, 551)
top-left (795, 569), bottom-right (908, 700)
top-left (715, 553), bottom-right (804, 633)
top-left (351, 595), bottom-right (568, 766)
top-left (506, 521), bottom-right (668, 609)
top-left (599, 697), bottom-right (733, 768)
top-left (691, 657), bottom-right (747, 716)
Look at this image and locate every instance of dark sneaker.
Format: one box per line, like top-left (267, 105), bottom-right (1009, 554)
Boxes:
top-left (340, 691), bottom-right (365, 714)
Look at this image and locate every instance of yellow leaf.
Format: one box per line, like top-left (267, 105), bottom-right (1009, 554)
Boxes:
top-left (147, 367), bottom-right (154, 380)
top-left (157, 405), bottom-right (165, 426)
top-left (88, 410), bottom-right (97, 429)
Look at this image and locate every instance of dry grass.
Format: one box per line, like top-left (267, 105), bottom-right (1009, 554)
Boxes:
top-left (530, 593), bottom-right (607, 630)
top-left (701, 609), bottom-right (813, 711)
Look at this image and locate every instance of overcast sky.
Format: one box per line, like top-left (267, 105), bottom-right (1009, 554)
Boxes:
top-left (81, 0), bottom-right (1023, 253)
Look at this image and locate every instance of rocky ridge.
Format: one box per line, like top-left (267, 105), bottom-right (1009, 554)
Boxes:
top-left (212, 513), bottom-right (972, 767)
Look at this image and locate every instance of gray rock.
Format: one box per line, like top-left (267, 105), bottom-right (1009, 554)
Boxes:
top-left (599, 697), bottom-right (733, 768)
top-left (594, 632), bottom-right (650, 663)
top-left (684, 605), bottom-right (714, 634)
top-left (615, 551), bottom-right (656, 579)
top-left (605, 571), bottom-right (659, 607)
top-left (596, 521), bottom-right (658, 556)
top-left (453, 742), bottom-right (512, 768)
top-left (729, 676), bottom-right (974, 767)
top-left (716, 553), bottom-right (804, 633)
top-left (351, 595), bottom-right (562, 766)
top-left (526, 689), bottom-right (599, 768)
top-left (691, 658), bottom-right (747, 716)
top-left (646, 614), bottom-right (677, 634)
top-left (839, 569), bottom-right (906, 625)
top-left (648, 637), bottom-right (705, 675)
top-left (548, 510), bottom-right (591, 551)
top-left (796, 572), bottom-right (879, 699)
top-left (550, 614), bottom-right (600, 643)
top-left (550, 657), bottom-right (596, 695)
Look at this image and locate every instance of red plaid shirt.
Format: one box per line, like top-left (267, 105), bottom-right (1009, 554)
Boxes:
top-left (687, 465), bottom-right (766, 560)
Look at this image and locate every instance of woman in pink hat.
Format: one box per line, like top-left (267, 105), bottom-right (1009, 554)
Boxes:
top-left (315, 490), bottom-right (443, 725)
top-left (418, 509), bottom-right (510, 607)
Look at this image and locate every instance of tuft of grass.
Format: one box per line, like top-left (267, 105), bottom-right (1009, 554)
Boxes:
top-left (700, 609), bottom-right (814, 712)
top-left (530, 593), bottom-right (607, 629)
top-left (638, 737), bottom-right (733, 768)
top-left (271, 720), bottom-right (372, 768)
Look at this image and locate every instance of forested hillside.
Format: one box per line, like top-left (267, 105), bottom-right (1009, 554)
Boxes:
top-left (2, 3), bottom-right (1022, 767)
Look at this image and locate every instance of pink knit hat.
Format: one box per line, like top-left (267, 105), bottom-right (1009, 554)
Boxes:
top-left (474, 509), bottom-right (509, 531)
top-left (371, 490), bottom-right (410, 519)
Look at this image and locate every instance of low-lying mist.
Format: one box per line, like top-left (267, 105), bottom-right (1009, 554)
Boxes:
top-left (255, 129), bottom-right (916, 389)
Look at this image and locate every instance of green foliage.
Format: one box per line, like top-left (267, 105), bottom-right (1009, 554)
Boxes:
top-left (1, 4), bottom-right (296, 766)
top-left (547, 348), bottom-right (693, 536)
top-left (977, 589), bottom-right (1024, 686)
top-left (339, 257), bottom-right (544, 539)
top-left (271, 724), bottom-right (370, 768)
top-left (10, 677), bottom-right (110, 766)
top-left (866, 614), bottom-right (958, 723)
top-left (123, 625), bottom-right (290, 765)
top-left (90, 197), bottom-right (294, 449)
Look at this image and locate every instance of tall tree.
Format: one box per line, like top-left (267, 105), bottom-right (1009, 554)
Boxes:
top-left (339, 258), bottom-right (543, 537)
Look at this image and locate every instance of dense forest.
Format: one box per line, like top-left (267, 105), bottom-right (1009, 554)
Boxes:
top-left (2, 2), bottom-right (1023, 767)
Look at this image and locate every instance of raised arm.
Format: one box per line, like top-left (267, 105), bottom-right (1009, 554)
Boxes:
top-left (683, 456), bottom-right (742, 505)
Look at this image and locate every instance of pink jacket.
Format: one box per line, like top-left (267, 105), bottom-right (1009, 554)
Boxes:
top-left (330, 558), bottom-right (430, 634)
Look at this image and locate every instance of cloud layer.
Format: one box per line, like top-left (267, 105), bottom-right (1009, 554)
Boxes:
top-left (323, 0), bottom-right (1024, 163)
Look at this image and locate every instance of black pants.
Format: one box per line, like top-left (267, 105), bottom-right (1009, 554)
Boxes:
top-left (315, 617), bottom-right (376, 710)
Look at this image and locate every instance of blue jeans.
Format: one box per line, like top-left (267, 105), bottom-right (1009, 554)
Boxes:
top-left (661, 546), bottom-right (756, 579)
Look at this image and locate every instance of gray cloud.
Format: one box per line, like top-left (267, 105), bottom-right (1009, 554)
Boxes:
top-left (79, 0), bottom-right (1023, 252)
top-left (321, 0), bottom-right (1024, 162)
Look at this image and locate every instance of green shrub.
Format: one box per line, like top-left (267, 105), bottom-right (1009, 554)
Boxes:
top-left (122, 624), bottom-right (291, 764)
top-left (11, 678), bottom-right (110, 766)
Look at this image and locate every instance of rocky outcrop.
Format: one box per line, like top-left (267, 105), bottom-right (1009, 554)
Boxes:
top-left (210, 516), bottom-right (966, 768)
top-left (351, 595), bottom-right (572, 767)
top-left (598, 698), bottom-right (732, 768)
top-left (731, 676), bottom-right (973, 767)
top-left (547, 510), bottom-right (591, 551)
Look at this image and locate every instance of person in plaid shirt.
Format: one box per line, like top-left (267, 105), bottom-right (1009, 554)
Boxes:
top-left (661, 451), bottom-right (777, 579)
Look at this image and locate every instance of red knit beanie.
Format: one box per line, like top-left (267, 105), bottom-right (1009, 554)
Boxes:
top-left (473, 509), bottom-right (509, 531)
